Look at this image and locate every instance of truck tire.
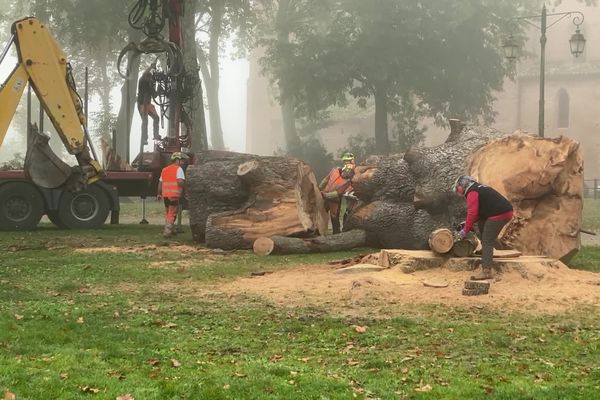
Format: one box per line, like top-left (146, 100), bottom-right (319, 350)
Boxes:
top-left (0, 182), bottom-right (45, 230)
top-left (57, 184), bottom-right (110, 229)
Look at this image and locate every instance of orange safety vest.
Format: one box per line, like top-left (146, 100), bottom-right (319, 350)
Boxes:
top-left (160, 164), bottom-right (183, 198)
top-left (324, 167), bottom-right (352, 195)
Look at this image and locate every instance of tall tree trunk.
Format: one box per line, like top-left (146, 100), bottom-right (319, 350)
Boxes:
top-left (114, 29), bottom-right (142, 163)
top-left (374, 84), bottom-right (389, 155)
top-left (201, 0), bottom-right (225, 150)
top-left (281, 98), bottom-right (300, 153)
top-left (98, 45), bottom-right (112, 142)
top-left (276, 0), bottom-right (301, 153)
top-left (183, 0), bottom-right (208, 153)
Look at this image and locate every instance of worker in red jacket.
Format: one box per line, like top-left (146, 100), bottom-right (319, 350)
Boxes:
top-left (453, 176), bottom-right (513, 280)
top-left (157, 152), bottom-right (189, 238)
top-left (319, 152), bottom-right (356, 234)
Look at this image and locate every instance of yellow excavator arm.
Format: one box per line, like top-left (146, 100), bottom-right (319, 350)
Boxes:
top-left (0, 17), bottom-right (102, 187)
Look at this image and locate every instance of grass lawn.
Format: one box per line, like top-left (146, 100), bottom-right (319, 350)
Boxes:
top-left (0, 200), bottom-right (599, 399)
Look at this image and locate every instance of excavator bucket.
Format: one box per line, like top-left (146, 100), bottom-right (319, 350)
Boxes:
top-left (24, 124), bottom-right (73, 189)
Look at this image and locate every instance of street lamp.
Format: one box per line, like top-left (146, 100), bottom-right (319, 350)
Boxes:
top-left (503, 5), bottom-right (585, 138)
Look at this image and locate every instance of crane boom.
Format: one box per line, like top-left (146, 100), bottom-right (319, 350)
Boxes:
top-left (0, 17), bottom-right (102, 188)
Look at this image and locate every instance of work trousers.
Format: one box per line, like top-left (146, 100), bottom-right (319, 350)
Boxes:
top-left (478, 217), bottom-right (511, 268)
top-left (163, 197), bottom-right (180, 225)
top-left (139, 104), bottom-right (160, 144)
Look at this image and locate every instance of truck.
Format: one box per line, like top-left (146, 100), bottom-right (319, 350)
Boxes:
top-left (0, 1), bottom-right (206, 231)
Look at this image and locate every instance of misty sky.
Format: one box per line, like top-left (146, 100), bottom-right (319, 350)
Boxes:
top-left (0, 45), bottom-right (249, 162)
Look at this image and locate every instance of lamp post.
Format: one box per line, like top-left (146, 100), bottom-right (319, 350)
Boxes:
top-left (503, 5), bottom-right (585, 138)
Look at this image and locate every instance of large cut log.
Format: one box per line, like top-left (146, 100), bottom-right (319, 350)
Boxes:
top-left (253, 230), bottom-right (367, 255)
top-left (428, 228), bottom-right (454, 254)
top-left (344, 123), bottom-right (583, 262)
top-left (186, 151), bottom-right (257, 242)
top-left (467, 134), bottom-right (583, 261)
top-left (203, 157), bottom-right (328, 249)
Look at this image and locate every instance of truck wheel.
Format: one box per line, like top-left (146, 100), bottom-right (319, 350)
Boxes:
top-left (57, 184), bottom-right (110, 229)
top-left (0, 182), bottom-right (44, 230)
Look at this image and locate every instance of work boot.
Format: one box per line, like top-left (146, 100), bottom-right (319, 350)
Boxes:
top-left (471, 266), bottom-right (493, 280)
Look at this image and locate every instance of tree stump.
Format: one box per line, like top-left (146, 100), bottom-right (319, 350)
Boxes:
top-left (253, 230), bottom-right (367, 255)
top-left (428, 228), bottom-right (454, 254)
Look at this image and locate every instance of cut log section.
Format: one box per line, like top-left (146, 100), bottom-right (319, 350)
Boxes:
top-left (253, 230), bottom-right (367, 255)
top-left (187, 151), bottom-right (328, 248)
top-left (428, 228), bottom-right (454, 254)
top-left (452, 236), bottom-right (480, 257)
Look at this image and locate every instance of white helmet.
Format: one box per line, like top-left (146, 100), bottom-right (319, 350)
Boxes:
top-left (452, 175), bottom-right (476, 195)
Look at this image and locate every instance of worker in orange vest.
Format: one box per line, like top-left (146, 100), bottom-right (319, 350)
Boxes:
top-left (157, 152), bottom-right (189, 238)
top-left (319, 151), bottom-right (356, 234)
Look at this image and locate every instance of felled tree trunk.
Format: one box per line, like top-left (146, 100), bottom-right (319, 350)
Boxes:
top-left (197, 156), bottom-right (328, 249)
top-left (186, 151), bottom-right (256, 242)
top-left (253, 230), bottom-right (367, 255)
top-left (344, 123), bottom-right (583, 262)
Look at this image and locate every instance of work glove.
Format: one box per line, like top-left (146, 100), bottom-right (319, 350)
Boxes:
top-left (322, 191), bottom-right (339, 200)
top-left (459, 229), bottom-right (467, 240)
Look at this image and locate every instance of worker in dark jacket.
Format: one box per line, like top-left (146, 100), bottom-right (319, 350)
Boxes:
top-left (453, 176), bottom-right (513, 280)
top-left (137, 64), bottom-right (161, 145)
top-left (319, 152), bottom-right (356, 234)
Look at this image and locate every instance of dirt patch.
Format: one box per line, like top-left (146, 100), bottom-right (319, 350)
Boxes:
top-left (207, 260), bottom-right (600, 316)
top-left (74, 244), bottom-right (213, 254)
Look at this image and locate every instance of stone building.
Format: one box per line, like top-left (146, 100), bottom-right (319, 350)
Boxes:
top-left (246, 0), bottom-right (600, 178)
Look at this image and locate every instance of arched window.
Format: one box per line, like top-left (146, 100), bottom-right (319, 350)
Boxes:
top-left (557, 89), bottom-right (570, 128)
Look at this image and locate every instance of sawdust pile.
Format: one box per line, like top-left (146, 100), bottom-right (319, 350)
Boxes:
top-left (216, 261), bottom-right (600, 316)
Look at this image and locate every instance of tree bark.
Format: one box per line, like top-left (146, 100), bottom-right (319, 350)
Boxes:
top-left (373, 84), bottom-right (389, 155)
top-left (253, 230), bottom-right (367, 255)
top-left (186, 151), bottom-right (328, 247)
top-left (186, 150), bottom-right (256, 242)
top-left (183, 0), bottom-right (208, 153)
top-left (344, 123), bottom-right (583, 261)
top-left (276, 0), bottom-right (301, 153)
top-left (197, 0), bottom-right (225, 150)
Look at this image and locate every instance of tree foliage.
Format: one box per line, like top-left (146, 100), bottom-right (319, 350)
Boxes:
top-left (259, 0), bottom-right (537, 154)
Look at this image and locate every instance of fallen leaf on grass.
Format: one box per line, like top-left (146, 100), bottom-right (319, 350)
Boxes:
top-left (107, 369), bottom-right (126, 380)
top-left (354, 325), bottom-right (367, 333)
top-left (77, 317), bottom-right (84, 324)
top-left (116, 395), bottom-right (134, 400)
top-left (298, 357), bottom-right (310, 363)
top-left (414, 383), bottom-right (432, 392)
top-left (170, 359), bottom-right (181, 368)
top-left (146, 358), bottom-right (160, 366)
top-left (80, 386), bottom-right (100, 394)
top-left (346, 358), bottom-right (360, 366)
top-left (269, 354), bottom-right (283, 362)
top-left (60, 372), bottom-right (69, 380)
top-left (14, 314), bottom-right (23, 320)
top-left (234, 372), bottom-right (247, 378)
top-left (4, 391), bottom-right (16, 400)
top-left (223, 384), bottom-right (230, 390)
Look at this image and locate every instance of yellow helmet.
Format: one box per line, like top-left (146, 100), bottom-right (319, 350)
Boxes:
top-left (171, 152), bottom-right (189, 161)
top-left (341, 151), bottom-right (355, 161)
